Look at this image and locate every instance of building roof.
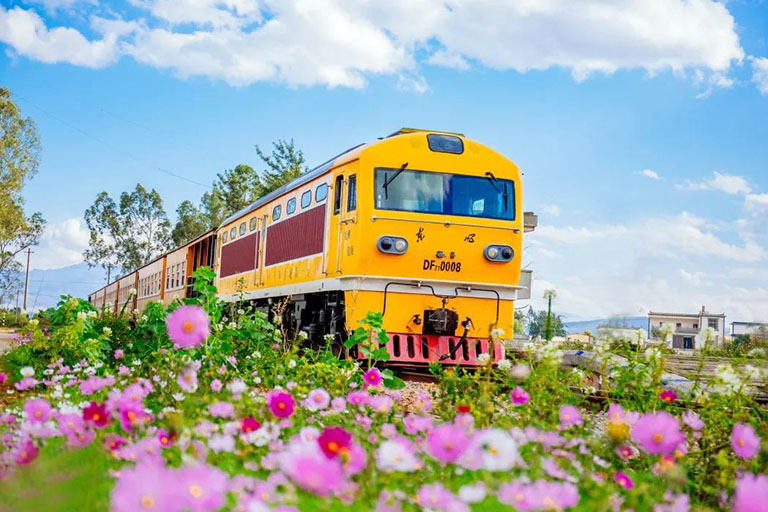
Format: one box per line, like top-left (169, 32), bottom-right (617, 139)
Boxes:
top-left (731, 321), bottom-right (768, 326)
top-left (648, 311), bottom-right (726, 318)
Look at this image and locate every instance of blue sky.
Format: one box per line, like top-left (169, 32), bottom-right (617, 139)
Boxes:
top-left (2, 0), bottom-right (768, 321)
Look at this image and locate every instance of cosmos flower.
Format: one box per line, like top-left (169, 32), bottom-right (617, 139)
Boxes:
top-left (460, 429), bottom-right (519, 471)
top-left (305, 388), bottom-right (330, 411)
top-left (14, 438), bottom-right (40, 465)
top-left (166, 305), bottom-right (210, 349)
top-left (241, 417), bottom-right (261, 433)
top-left (82, 401), bottom-right (110, 428)
top-left (317, 426), bottom-right (352, 459)
top-left (268, 390), bottom-right (295, 418)
top-left (510, 386), bottom-right (530, 406)
top-left (559, 405), bottom-right (583, 427)
top-left (111, 463), bottom-right (179, 512)
top-left (681, 411), bottom-right (704, 431)
top-left (24, 398), bottom-right (52, 423)
top-left (427, 423), bottom-right (470, 463)
top-left (614, 471), bottom-right (634, 490)
top-left (177, 464), bottom-right (229, 512)
top-left (363, 368), bottom-right (383, 388)
top-left (659, 389), bottom-right (678, 403)
top-left (376, 438), bottom-right (420, 472)
top-left (347, 391), bottom-right (369, 407)
top-left (208, 402), bottom-right (235, 419)
top-left (733, 473), bottom-right (768, 512)
top-left (731, 423), bottom-right (761, 459)
top-left (499, 479), bottom-right (580, 510)
top-left (279, 442), bottom-right (346, 497)
top-left (178, 367), bottom-right (199, 393)
top-left (158, 429), bottom-right (174, 447)
top-left (210, 379), bottom-right (223, 392)
top-left (631, 411), bottom-right (685, 455)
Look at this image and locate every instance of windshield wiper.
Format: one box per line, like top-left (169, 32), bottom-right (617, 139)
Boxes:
top-left (485, 171), bottom-right (509, 211)
top-left (382, 162), bottom-right (408, 200)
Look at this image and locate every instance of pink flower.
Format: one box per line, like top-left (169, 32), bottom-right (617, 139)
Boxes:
top-left (177, 464), bottom-right (229, 512)
top-left (305, 388), bottom-right (330, 411)
top-left (731, 423), bottom-right (761, 459)
top-left (0, 372), bottom-right (7, 384)
top-left (111, 463), bottom-right (179, 512)
top-left (14, 438), bottom-right (39, 465)
top-left (498, 479), bottom-right (579, 510)
top-left (318, 427), bottom-right (352, 459)
top-left (631, 411), bottom-right (685, 455)
top-left (510, 386), bottom-right (530, 406)
top-left (241, 416), bottom-right (261, 433)
top-left (615, 445), bottom-right (634, 459)
top-left (559, 405), bottom-right (583, 427)
top-left (659, 389), bottom-right (677, 403)
top-left (208, 401), bottom-right (234, 419)
top-left (681, 410), bottom-right (704, 431)
top-left (14, 377), bottom-right (36, 390)
top-left (83, 401), bottom-right (110, 428)
top-left (363, 368), bottom-right (383, 388)
top-left (178, 367), bottom-right (199, 393)
top-left (268, 390), bottom-right (295, 418)
top-left (280, 442), bottom-right (346, 497)
top-left (158, 429), bottom-right (174, 447)
top-left (733, 473), bottom-right (768, 512)
top-left (210, 379), bottom-right (222, 392)
top-left (347, 391), bottom-right (369, 407)
top-left (114, 349), bottom-right (124, 359)
top-left (166, 305), bottom-right (210, 348)
top-left (614, 471), bottom-right (634, 490)
top-left (427, 423), bottom-right (470, 463)
top-left (607, 403), bottom-right (627, 424)
top-left (24, 398), bottom-right (52, 423)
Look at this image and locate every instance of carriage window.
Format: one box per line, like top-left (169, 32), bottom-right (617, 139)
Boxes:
top-left (333, 175), bottom-right (343, 215)
top-left (286, 198), bottom-right (296, 215)
top-left (315, 183), bottom-right (328, 202)
top-left (239, 222), bottom-right (246, 235)
top-left (249, 217), bottom-right (258, 231)
top-left (272, 205), bottom-right (282, 221)
top-left (222, 231), bottom-right (228, 243)
top-left (347, 174), bottom-right (357, 212)
top-left (374, 168), bottom-right (515, 221)
top-left (301, 190), bottom-right (312, 208)
top-left (230, 227), bottom-right (236, 240)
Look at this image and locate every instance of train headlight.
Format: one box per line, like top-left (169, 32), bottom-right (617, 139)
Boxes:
top-left (485, 244), bottom-right (514, 262)
top-left (378, 236), bottom-right (408, 254)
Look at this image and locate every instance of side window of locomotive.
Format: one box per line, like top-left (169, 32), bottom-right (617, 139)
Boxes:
top-left (230, 227), bottom-right (237, 240)
top-left (315, 183), bottom-right (328, 202)
top-left (347, 174), bottom-right (357, 212)
top-left (249, 217), bottom-right (258, 231)
top-left (222, 231), bottom-right (228, 243)
top-left (333, 175), bottom-right (344, 214)
top-left (286, 198), bottom-right (296, 215)
top-left (272, 205), bottom-right (282, 221)
top-left (301, 190), bottom-right (312, 209)
top-left (239, 222), bottom-right (246, 236)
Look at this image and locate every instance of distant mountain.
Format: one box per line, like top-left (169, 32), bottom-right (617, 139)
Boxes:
top-left (8, 263), bottom-right (107, 311)
top-left (564, 316), bottom-right (647, 334)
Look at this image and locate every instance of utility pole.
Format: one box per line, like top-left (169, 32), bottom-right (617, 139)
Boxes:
top-left (22, 248), bottom-right (32, 311)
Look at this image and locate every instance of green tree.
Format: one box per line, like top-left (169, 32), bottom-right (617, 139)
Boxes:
top-left (527, 309), bottom-right (566, 339)
top-left (0, 87), bottom-right (45, 305)
top-left (171, 200), bottom-right (208, 246)
top-left (543, 289), bottom-right (557, 341)
top-left (84, 184), bottom-right (172, 275)
top-left (254, 139), bottom-right (307, 197)
top-left (514, 309), bottom-right (526, 334)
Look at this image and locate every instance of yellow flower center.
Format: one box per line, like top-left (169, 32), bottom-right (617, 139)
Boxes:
top-left (189, 485), bottom-right (203, 498)
top-left (653, 433), bottom-right (663, 443)
top-left (738, 438), bottom-right (745, 447)
top-left (278, 402), bottom-right (285, 409)
top-left (488, 446), bottom-right (499, 455)
top-left (93, 413), bottom-right (100, 421)
top-left (327, 441), bottom-right (339, 453)
top-left (140, 495), bottom-right (155, 509)
top-left (34, 411), bottom-right (42, 418)
top-left (182, 321), bottom-right (195, 333)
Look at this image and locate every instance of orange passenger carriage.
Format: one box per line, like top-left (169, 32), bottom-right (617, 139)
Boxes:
top-left (89, 129), bottom-right (534, 366)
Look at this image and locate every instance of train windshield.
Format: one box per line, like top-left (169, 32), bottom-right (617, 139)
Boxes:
top-left (374, 168), bottom-right (515, 220)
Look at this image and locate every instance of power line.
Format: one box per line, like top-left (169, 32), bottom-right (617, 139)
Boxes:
top-left (14, 94), bottom-right (209, 188)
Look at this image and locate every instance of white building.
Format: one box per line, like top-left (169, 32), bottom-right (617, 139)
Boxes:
top-left (731, 321), bottom-right (768, 337)
top-left (648, 306), bottom-right (726, 350)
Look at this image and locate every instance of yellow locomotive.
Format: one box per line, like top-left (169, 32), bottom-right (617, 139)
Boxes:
top-left (89, 128), bottom-right (534, 365)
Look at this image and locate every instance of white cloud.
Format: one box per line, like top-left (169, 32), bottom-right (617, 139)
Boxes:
top-left (0, 0), bottom-right (746, 88)
top-left (745, 193), bottom-right (768, 212)
top-left (542, 204), bottom-right (561, 217)
top-left (752, 57), bottom-right (768, 95)
top-left (30, 218), bottom-right (90, 270)
top-left (681, 171), bottom-right (752, 195)
top-left (637, 169), bottom-right (660, 180)
top-left (0, 6), bottom-right (119, 68)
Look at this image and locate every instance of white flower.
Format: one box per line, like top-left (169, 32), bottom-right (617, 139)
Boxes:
top-left (208, 433), bottom-right (235, 453)
top-left (228, 379), bottom-right (248, 395)
top-left (509, 363), bottom-right (531, 381)
top-left (87, 310), bottom-right (98, 318)
top-left (42, 368), bottom-right (53, 376)
top-left (297, 331), bottom-right (308, 341)
top-left (246, 427), bottom-right (273, 447)
top-left (77, 311), bottom-right (87, 321)
top-left (252, 350), bottom-right (261, 359)
top-left (376, 440), bottom-right (421, 472)
top-left (227, 322), bottom-right (237, 329)
top-left (103, 327), bottom-right (112, 336)
top-left (497, 359), bottom-right (511, 372)
top-left (254, 377), bottom-right (262, 385)
top-left (29, 319), bottom-right (39, 327)
top-left (288, 360), bottom-right (297, 369)
top-left (477, 353), bottom-right (491, 365)
top-left (20, 366), bottom-right (34, 378)
top-left (128, 288), bottom-right (137, 296)
top-left (173, 393), bottom-right (186, 401)
top-left (459, 482), bottom-right (487, 504)
top-left (474, 429), bottom-right (519, 471)
top-left (490, 327), bottom-right (505, 339)
top-left (237, 309), bottom-right (245, 315)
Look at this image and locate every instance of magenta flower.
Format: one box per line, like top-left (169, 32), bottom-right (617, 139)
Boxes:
top-left (681, 410), bottom-right (704, 431)
top-left (733, 473), bottom-right (768, 512)
top-left (427, 423), bottom-right (470, 463)
top-left (0, 372), bottom-right (7, 384)
top-left (111, 463), bottom-right (178, 512)
top-left (82, 401), bottom-right (110, 428)
top-left (631, 411), bottom-right (685, 455)
top-left (731, 423), bottom-right (761, 459)
top-left (347, 391), bottom-right (369, 407)
top-left (178, 464), bottom-right (229, 512)
top-left (510, 386), bottom-right (530, 406)
top-left (614, 471), bottom-right (634, 490)
top-left (559, 405), bottom-right (583, 427)
top-left (659, 389), bottom-right (677, 403)
top-left (24, 398), bottom-right (52, 423)
top-left (268, 390), bottom-right (295, 418)
top-left (318, 426), bottom-right (352, 459)
top-left (363, 368), bottom-right (383, 388)
top-left (14, 438), bottom-right (39, 465)
top-left (241, 416), bottom-right (261, 433)
top-left (166, 305), bottom-right (210, 348)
